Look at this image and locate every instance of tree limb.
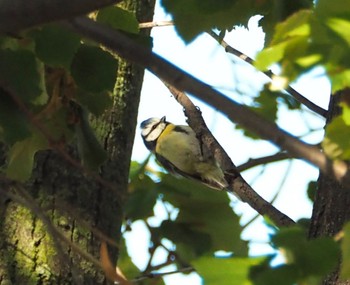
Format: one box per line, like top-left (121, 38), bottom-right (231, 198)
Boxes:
top-left (163, 83), bottom-right (295, 227)
top-left (207, 30), bottom-right (328, 118)
top-left (0, 0), bottom-right (122, 34)
top-left (237, 152), bottom-right (293, 172)
top-left (66, 17), bottom-right (350, 188)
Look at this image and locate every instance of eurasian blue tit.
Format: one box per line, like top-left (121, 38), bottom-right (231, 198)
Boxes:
top-left (140, 116), bottom-right (228, 190)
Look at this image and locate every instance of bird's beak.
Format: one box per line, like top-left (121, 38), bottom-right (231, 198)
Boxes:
top-left (160, 116), bottom-right (166, 122)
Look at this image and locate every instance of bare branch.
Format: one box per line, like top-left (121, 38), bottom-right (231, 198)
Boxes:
top-left (65, 17), bottom-right (350, 187)
top-left (0, 0), bottom-right (122, 34)
top-left (132, 267), bottom-right (194, 283)
top-left (164, 83), bottom-right (295, 227)
top-left (139, 21), bottom-right (173, 29)
top-left (207, 30), bottom-right (328, 118)
top-left (237, 152), bottom-right (293, 172)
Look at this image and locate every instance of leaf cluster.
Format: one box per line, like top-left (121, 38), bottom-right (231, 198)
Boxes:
top-left (125, 162), bottom-right (350, 284)
top-left (0, 6), bottom-right (144, 180)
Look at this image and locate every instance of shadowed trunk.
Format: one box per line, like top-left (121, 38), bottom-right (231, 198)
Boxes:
top-left (309, 89), bottom-right (350, 285)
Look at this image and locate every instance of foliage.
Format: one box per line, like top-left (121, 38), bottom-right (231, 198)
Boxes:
top-left (2, 0), bottom-right (350, 284)
top-left (0, 7), bottom-right (142, 179)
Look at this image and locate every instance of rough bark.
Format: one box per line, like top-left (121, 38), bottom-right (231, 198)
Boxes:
top-left (309, 90), bottom-right (350, 285)
top-left (0, 1), bottom-right (155, 284)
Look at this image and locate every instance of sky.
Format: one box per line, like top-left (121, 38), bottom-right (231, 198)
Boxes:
top-left (127, 1), bottom-right (331, 284)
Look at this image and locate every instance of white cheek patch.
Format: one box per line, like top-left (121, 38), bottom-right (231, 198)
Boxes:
top-left (146, 126), bottom-right (164, 141)
top-left (141, 118), bottom-right (166, 141)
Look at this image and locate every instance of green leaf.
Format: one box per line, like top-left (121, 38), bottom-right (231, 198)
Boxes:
top-left (329, 68), bottom-right (350, 93)
top-left (323, 115), bottom-right (350, 160)
top-left (251, 263), bottom-right (299, 285)
top-left (306, 181), bottom-right (317, 202)
top-left (162, 0), bottom-right (252, 42)
top-left (118, 237), bottom-right (141, 279)
top-left (193, 256), bottom-right (262, 285)
top-left (34, 24), bottom-right (81, 68)
top-left (157, 174), bottom-right (247, 255)
top-left (0, 49), bottom-right (41, 102)
top-left (272, 10), bottom-right (312, 45)
top-left (272, 227), bottom-right (339, 277)
top-left (327, 18), bottom-right (350, 47)
top-left (316, 0), bottom-right (350, 19)
top-left (341, 222), bottom-right (350, 279)
top-left (69, 101), bottom-right (107, 170)
top-left (343, 103), bottom-right (350, 125)
top-left (252, 88), bottom-right (278, 122)
top-left (159, 220), bottom-right (212, 260)
top-left (125, 174), bottom-right (158, 220)
top-left (0, 89), bottom-right (31, 144)
top-left (97, 6), bottom-right (139, 34)
top-left (259, 0), bottom-right (313, 44)
top-left (5, 131), bottom-right (48, 181)
top-left (70, 45), bottom-right (118, 93)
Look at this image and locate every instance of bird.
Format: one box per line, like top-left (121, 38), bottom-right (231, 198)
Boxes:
top-left (140, 116), bottom-right (228, 190)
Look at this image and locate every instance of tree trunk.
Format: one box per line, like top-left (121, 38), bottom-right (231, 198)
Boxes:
top-left (309, 90), bottom-right (350, 285)
top-left (0, 1), bottom-right (155, 284)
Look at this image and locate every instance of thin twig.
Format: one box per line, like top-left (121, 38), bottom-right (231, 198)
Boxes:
top-left (139, 21), bottom-right (173, 29)
top-left (237, 152), bottom-right (292, 172)
top-left (137, 21), bottom-right (327, 118)
top-left (66, 17), bottom-right (350, 203)
top-left (207, 30), bottom-right (328, 118)
top-left (131, 267), bottom-right (194, 283)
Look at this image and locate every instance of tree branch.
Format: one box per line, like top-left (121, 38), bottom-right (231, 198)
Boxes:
top-left (66, 17), bottom-right (350, 188)
top-left (164, 83), bottom-right (295, 227)
top-left (237, 152), bottom-right (293, 172)
top-left (0, 0), bottom-right (122, 34)
top-left (207, 30), bottom-right (328, 118)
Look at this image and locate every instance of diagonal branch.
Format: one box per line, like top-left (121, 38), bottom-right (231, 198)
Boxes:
top-left (66, 17), bottom-right (350, 188)
top-left (137, 22), bottom-right (327, 118)
top-left (164, 83), bottom-right (295, 227)
top-left (0, 0), bottom-right (122, 34)
top-left (237, 152), bottom-right (293, 172)
top-left (207, 30), bottom-right (328, 118)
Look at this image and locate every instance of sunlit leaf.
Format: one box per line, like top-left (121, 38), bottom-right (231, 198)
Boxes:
top-left (329, 69), bottom-right (350, 93)
top-left (327, 18), bottom-right (350, 47)
top-left (323, 116), bottom-right (350, 160)
top-left (193, 255), bottom-right (262, 285)
top-left (272, 10), bottom-right (311, 44)
top-left (70, 45), bottom-right (118, 93)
